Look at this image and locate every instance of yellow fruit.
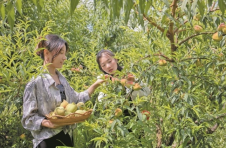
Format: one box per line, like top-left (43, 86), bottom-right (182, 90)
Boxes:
top-left (115, 108), bottom-right (122, 117)
top-left (158, 59), bottom-right (167, 66)
top-left (60, 100), bottom-right (68, 108)
top-left (193, 25), bottom-right (203, 33)
top-left (75, 110), bottom-right (86, 117)
top-left (65, 102), bottom-right (77, 113)
top-left (120, 79), bottom-right (127, 86)
top-left (77, 102), bottom-right (85, 110)
top-left (133, 83), bottom-right (142, 90)
top-left (109, 120), bottom-right (114, 124)
top-left (54, 106), bottom-right (65, 116)
top-left (20, 134), bottom-right (26, 140)
top-left (217, 23), bottom-right (226, 31)
top-left (212, 32), bottom-right (223, 42)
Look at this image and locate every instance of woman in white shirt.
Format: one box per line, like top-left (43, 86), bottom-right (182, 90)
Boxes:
top-left (96, 49), bottom-right (151, 110)
top-left (21, 34), bottom-right (103, 148)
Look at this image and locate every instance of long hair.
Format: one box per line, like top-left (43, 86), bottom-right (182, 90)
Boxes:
top-left (96, 49), bottom-right (123, 74)
top-left (35, 34), bottom-right (69, 62)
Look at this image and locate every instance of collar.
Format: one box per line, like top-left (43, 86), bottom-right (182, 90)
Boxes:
top-left (40, 70), bottom-right (66, 88)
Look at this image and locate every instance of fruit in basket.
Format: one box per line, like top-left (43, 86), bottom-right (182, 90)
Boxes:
top-left (77, 102), bottom-right (85, 110)
top-left (75, 110), bottom-right (87, 117)
top-left (60, 100), bottom-right (68, 108)
top-left (54, 107), bottom-right (65, 116)
top-left (65, 102), bottom-right (77, 113)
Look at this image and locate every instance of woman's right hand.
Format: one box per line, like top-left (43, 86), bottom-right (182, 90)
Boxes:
top-left (41, 119), bottom-right (63, 129)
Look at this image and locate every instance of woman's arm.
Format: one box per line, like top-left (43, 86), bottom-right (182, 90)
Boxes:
top-left (87, 79), bottom-right (104, 97)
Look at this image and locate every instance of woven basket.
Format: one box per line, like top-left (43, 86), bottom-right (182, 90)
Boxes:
top-left (45, 109), bottom-right (93, 125)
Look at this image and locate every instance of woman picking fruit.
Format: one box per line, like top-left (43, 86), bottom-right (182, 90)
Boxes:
top-left (96, 49), bottom-right (151, 102)
top-left (21, 34), bottom-right (104, 148)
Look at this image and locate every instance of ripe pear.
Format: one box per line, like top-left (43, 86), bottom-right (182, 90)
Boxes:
top-left (54, 106), bottom-right (65, 116)
top-left (133, 83), bottom-right (142, 90)
top-left (65, 102), bottom-right (77, 113)
top-left (75, 110), bottom-right (87, 117)
top-left (193, 25), bottom-right (203, 33)
top-left (77, 102), bottom-right (85, 110)
top-left (212, 32), bottom-right (223, 42)
top-left (115, 108), bottom-right (122, 117)
top-left (120, 79), bottom-right (127, 86)
top-left (217, 23), bottom-right (226, 31)
top-left (158, 59), bottom-right (167, 66)
top-left (60, 100), bottom-right (68, 108)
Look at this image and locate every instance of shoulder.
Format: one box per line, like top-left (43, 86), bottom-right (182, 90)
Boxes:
top-left (24, 75), bottom-right (43, 90)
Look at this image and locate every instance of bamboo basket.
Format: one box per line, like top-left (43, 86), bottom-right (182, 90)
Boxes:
top-left (45, 109), bottom-right (93, 125)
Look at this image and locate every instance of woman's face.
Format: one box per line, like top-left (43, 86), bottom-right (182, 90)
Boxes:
top-left (99, 53), bottom-right (118, 74)
top-left (50, 45), bottom-right (67, 69)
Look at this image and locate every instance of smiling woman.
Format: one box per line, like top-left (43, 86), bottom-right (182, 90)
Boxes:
top-left (21, 34), bottom-right (104, 148)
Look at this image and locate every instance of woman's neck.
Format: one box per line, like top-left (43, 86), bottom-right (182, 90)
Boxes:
top-left (43, 62), bottom-right (57, 76)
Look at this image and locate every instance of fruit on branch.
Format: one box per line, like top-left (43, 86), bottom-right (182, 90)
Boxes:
top-left (125, 81), bottom-right (135, 88)
top-left (212, 32), bottom-right (223, 42)
top-left (127, 73), bottom-right (135, 82)
top-left (115, 108), bottom-right (122, 117)
top-left (71, 67), bottom-right (81, 73)
top-left (77, 102), bottom-right (85, 110)
top-left (193, 25), bottom-right (203, 33)
top-left (109, 120), bottom-right (114, 124)
top-left (54, 106), bottom-right (65, 116)
top-left (120, 79), bottom-right (127, 86)
top-left (20, 134), bottom-right (26, 140)
top-left (158, 59), bottom-right (167, 66)
top-left (193, 14), bottom-right (201, 21)
top-left (65, 102), bottom-right (77, 113)
top-left (133, 83), bottom-right (142, 90)
top-left (60, 100), bottom-right (68, 108)
top-left (78, 65), bottom-right (83, 69)
top-left (141, 110), bottom-right (151, 120)
top-left (217, 23), bottom-right (226, 34)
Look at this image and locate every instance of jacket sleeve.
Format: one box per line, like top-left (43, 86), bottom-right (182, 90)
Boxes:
top-left (21, 81), bottom-right (45, 132)
top-left (68, 85), bottom-right (90, 103)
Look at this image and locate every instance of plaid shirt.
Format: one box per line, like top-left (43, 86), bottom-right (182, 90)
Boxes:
top-left (21, 70), bottom-right (90, 148)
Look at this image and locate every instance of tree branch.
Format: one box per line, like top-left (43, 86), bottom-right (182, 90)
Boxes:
top-left (143, 14), bottom-right (165, 33)
top-left (156, 124), bottom-right (162, 148)
top-left (179, 32), bottom-right (215, 45)
top-left (153, 52), bottom-right (174, 62)
top-left (174, 20), bottom-right (188, 33)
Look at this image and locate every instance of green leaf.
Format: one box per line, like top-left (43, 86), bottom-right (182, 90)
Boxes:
top-left (139, 0), bottom-right (145, 14)
top-left (7, 2), bottom-right (15, 31)
top-left (144, 0), bottom-right (152, 14)
top-left (125, 0), bottom-right (133, 25)
top-left (0, 3), bottom-right (5, 20)
top-left (16, 0), bottom-right (22, 15)
top-left (197, 0), bottom-right (205, 17)
top-left (218, 0), bottom-right (226, 14)
top-left (70, 0), bottom-right (80, 16)
top-left (208, 0), bottom-right (213, 7)
top-left (162, 0), bottom-right (170, 8)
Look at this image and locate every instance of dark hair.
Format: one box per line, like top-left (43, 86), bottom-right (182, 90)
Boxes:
top-left (35, 34), bottom-right (69, 61)
top-left (96, 49), bottom-right (123, 74)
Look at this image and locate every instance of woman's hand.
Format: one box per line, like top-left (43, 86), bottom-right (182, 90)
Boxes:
top-left (41, 119), bottom-right (63, 129)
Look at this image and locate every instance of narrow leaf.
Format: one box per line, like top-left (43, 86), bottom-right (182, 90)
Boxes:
top-left (70, 0), bottom-right (80, 16)
top-left (218, 0), bottom-right (226, 14)
top-left (16, 0), bottom-right (22, 15)
top-left (0, 4), bottom-right (5, 20)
